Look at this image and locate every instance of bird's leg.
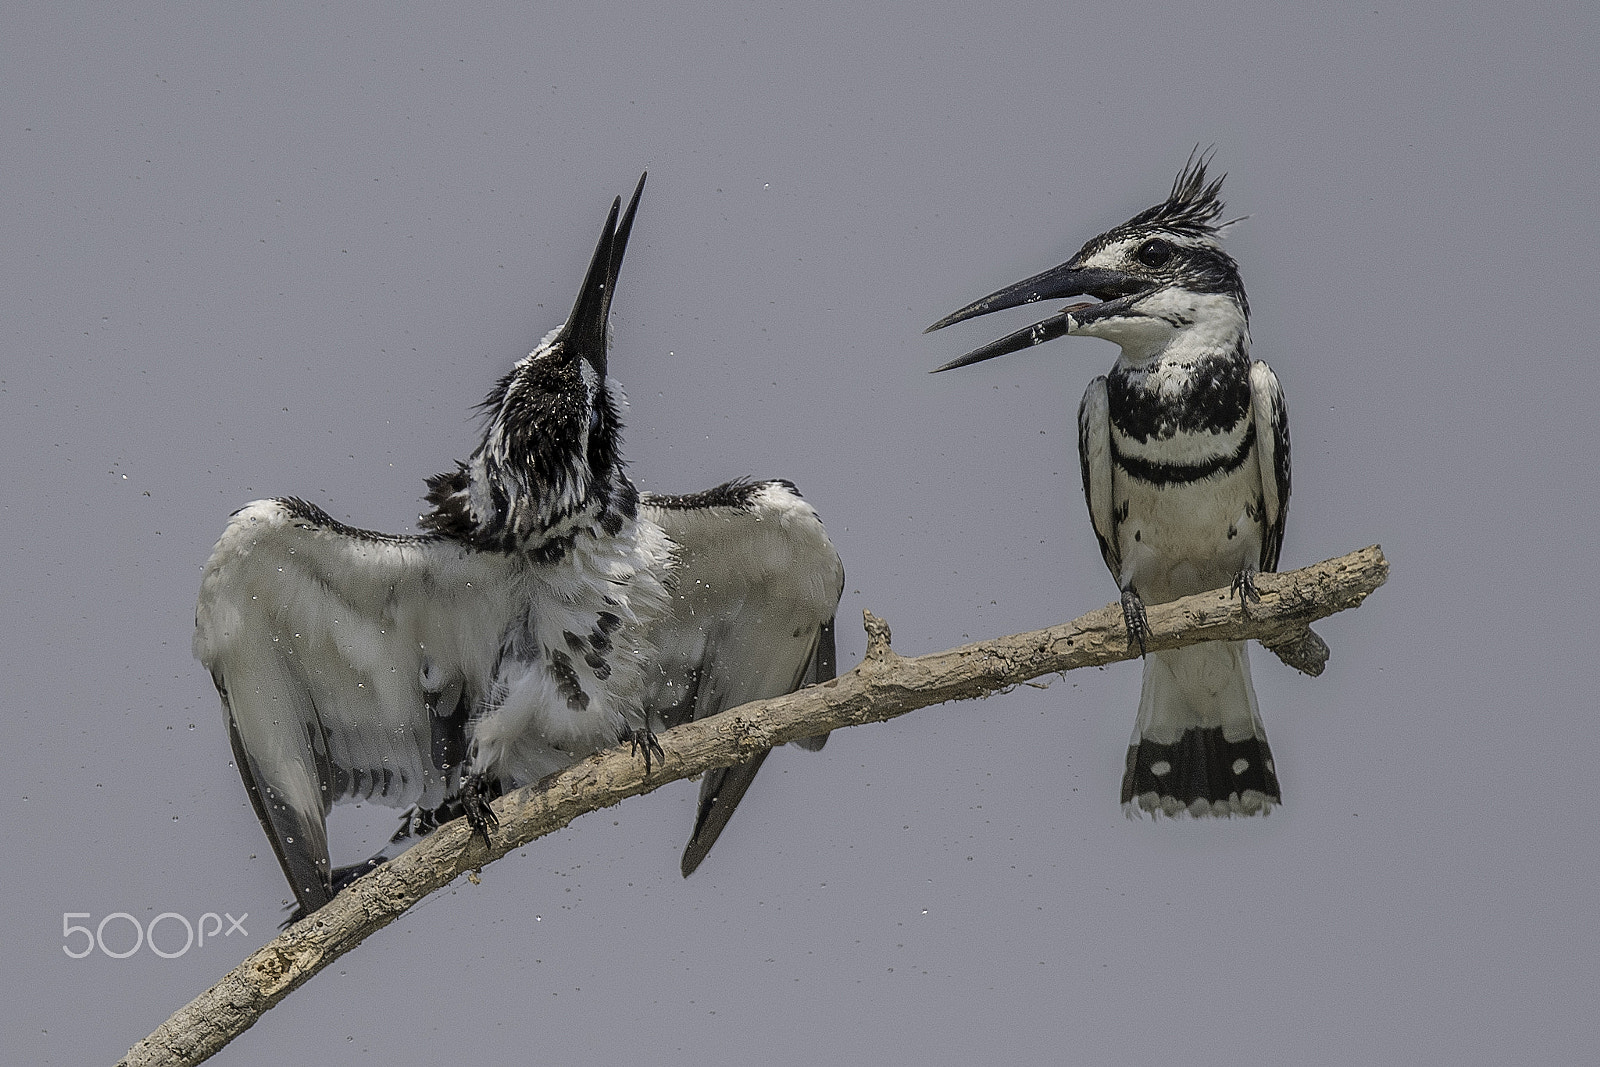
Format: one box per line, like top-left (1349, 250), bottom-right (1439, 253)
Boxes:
top-left (1231, 565), bottom-right (1262, 616)
top-left (460, 773), bottom-right (500, 847)
top-left (1120, 585), bottom-right (1149, 656)
top-left (622, 725), bottom-right (665, 776)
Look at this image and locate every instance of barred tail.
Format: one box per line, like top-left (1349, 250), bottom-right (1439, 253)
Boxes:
top-left (1121, 641), bottom-right (1280, 817)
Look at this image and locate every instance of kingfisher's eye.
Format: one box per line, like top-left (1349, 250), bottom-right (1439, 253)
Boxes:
top-left (1135, 238), bottom-right (1171, 268)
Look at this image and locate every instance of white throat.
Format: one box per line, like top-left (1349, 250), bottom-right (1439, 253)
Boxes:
top-left (1079, 290), bottom-right (1249, 365)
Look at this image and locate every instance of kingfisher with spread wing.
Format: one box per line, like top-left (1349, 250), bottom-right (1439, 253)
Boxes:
top-left (195, 175), bottom-right (842, 915)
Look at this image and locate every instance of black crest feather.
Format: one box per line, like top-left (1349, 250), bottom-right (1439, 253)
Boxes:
top-left (1125, 147), bottom-right (1227, 237)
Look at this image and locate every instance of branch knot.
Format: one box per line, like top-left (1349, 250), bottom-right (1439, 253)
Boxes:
top-left (862, 609), bottom-right (897, 664)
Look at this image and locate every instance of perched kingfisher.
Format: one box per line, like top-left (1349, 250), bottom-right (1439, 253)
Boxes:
top-left (927, 153), bottom-right (1292, 817)
top-left (195, 175), bottom-right (842, 916)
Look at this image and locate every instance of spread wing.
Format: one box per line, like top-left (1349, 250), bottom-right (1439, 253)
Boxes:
top-left (1249, 360), bottom-right (1291, 572)
top-left (194, 497), bottom-right (516, 913)
top-left (1077, 375), bottom-right (1120, 581)
top-left (640, 480), bottom-right (845, 877)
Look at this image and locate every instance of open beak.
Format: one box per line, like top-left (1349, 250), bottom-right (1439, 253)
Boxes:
top-left (561, 171), bottom-right (648, 377)
top-left (926, 261), bottom-right (1148, 372)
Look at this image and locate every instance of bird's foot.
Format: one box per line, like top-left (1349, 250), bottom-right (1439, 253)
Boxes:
top-left (460, 773), bottom-right (500, 847)
top-left (623, 726), bottom-right (665, 775)
top-left (1231, 566), bottom-right (1262, 615)
top-left (1120, 586), bottom-right (1149, 656)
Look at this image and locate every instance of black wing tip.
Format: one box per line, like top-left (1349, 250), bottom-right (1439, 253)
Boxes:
top-left (679, 841), bottom-right (710, 878)
top-left (679, 752), bottom-right (773, 877)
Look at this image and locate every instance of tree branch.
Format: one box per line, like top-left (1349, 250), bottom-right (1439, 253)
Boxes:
top-left (120, 545), bottom-right (1387, 1067)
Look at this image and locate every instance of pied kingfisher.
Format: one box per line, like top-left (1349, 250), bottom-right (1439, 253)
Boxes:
top-left (927, 153), bottom-right (1291, 817)
top-left (195, 175), bottom-right (843, 916)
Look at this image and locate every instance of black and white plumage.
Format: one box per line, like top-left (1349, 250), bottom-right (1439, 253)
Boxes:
top-left (641, 479), bottom-right (843, 876)
top-left (928, 153), bottom-right (1291, 817)
top-left (329, 478), bottom-right (843, 892)
top-left (195, 175), bottom-right (842, 915)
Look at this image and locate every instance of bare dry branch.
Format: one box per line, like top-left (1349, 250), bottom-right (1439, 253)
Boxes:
top-left (120, 545), bottom-right (1387, 1067)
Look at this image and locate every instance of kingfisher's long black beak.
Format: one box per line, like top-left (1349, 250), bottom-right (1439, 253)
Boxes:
top-left (562, 171), bottom-right (647, 376)
top-left (926, 261), bottom-right (1147, 373)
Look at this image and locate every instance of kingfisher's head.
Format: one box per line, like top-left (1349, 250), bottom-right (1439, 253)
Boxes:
top-left (928, 152), bottom-right (1249, 369)
top-left (425, 174), bottom-right (647, 552)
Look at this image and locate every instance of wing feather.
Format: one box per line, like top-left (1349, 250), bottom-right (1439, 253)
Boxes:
top-left (194, 498), bottom-right (516, 912)
top-left (1077, 376), bottom-right (1119, 580)
top-left (1248, 361), bottom-right (1291, 572)
top-left (640, 480), bottom-right (844, 875)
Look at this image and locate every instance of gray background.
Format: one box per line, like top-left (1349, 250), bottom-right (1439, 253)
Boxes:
top-left (5, 2), bottom-right (1596, 1063)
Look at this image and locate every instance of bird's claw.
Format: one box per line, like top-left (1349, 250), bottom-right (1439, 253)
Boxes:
top-left (1120, 586), bottom-right (1149, 656)
top-left (1231, 567), bottom-right (1262, 615)
top-left (625, 726), bottom-right (665, 775)
top-left (460, 774), bottom-right (499, 847)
